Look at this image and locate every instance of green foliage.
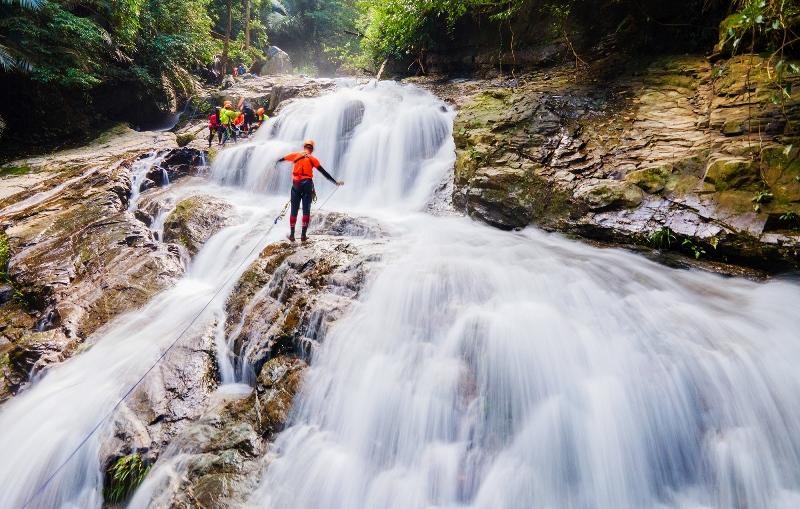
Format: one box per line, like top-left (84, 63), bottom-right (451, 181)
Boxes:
top-left (719, 0), bottom-right (800, 114)
top-left (752, 188), bottom-right (774, 210)
top-left (780, 210), bottom-right (799, 222)
top-left (104, 453), bottom-right (151, 504)
top-left (265, 0), bottom-right (360, 72)
top-left (648, 226), bottom-right (677, 248)
top-left (1, 0), bottom-right (218, 94)
top-left (0, 0), bottom-right (41, 71)
top-left (682, 238), bottom-right (706, 259)
top-left (0, 232), bottom-right (10, 283)
top-left (357, 0), bottom-right (519, 63)
top-left (0, 164), bottom-right (30, 176)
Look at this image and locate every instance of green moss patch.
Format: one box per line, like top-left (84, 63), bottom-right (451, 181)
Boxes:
top-left (0, 164), bottom-right (31, 177)
top-left (0, 233), bottom-right (9, 283)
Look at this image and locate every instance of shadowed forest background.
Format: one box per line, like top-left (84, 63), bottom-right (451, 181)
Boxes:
top-left (0, 0), bottom-right (798, 160)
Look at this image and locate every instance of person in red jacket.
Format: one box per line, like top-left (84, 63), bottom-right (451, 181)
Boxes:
top-left (208, 108), bottom-right (221, 147)
top-left (276, 139), bottom-right (343, 242)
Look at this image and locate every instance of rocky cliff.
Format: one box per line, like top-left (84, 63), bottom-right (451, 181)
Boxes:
top-left (0, 128), bottom-right (199, 402)
top-left (424, 55), bottom-right (800, 272)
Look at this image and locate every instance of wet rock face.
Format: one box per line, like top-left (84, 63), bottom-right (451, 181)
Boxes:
top-left (259, 46), bottom-right (293, 76)
top-left (133, 355), bottom-right (306, 509)
top-left (162, 195), bottom-right (236, 255)
top-left (225, 213), bottom-right (385, 375)
top-left (125, 213), bottom-right (383, 508)
top-left (0, 143), bottom-right (207, 403)
top-left (449, 55), bottom-right (800, 271)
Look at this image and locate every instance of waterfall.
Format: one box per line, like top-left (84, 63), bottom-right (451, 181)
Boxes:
top-left (249, 218), bottom-right (800, 509)
top-left (127, 153), bottom-right (165, 212)
top-left (1, 80), bottom-right (799, 509)
top-left (210, 82), bottom-right (454, 212)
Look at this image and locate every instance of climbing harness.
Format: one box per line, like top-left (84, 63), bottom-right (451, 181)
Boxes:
top-left (20, 201), bottom-right (292, 509)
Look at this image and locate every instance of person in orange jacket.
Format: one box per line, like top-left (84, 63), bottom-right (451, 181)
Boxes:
top-left (275, 139), bottom-right (343, 242)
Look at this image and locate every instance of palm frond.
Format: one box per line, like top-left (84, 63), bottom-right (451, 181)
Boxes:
top-left (1, 0), bottom-right (43, 10)
top-left (0, 43), bottom-right (33, 72)
top-left (0, 44), bottom-right (14, 71)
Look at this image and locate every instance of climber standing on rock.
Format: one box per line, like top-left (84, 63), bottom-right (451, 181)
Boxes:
top-left (276, 140), bottom-right (343, 242)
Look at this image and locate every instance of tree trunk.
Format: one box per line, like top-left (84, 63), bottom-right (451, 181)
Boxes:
top-left (244, 0), bottom-right (251, 50)
top-left (222, 0), bottom-right (232, 74)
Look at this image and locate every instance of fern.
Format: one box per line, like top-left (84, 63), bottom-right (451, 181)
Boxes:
top-left (104, 453), bottom-right (151, 504)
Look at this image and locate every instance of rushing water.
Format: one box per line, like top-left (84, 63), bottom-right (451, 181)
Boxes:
top-left (250, 216), bottom-right (800, 509)
top-left (1, 80), bottom-right (799, 509)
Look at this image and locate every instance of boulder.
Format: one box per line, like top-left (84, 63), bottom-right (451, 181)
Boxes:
top-left (259, 46), bottom-right (293, 76)
top-left (162, 195), bottom-right (235, 255)
top-left (625, 164), bottom-right (674, 194)
top-left (442, 53), bottom-right (800, 271)
top-left (574, 180), bottom-right (644, 210)
top-left (225, 213), bottom-right (385, 371)
top-left (704, 157), bottom-right (760, 192)
top-left (761, 145), bottom-right (800, 202)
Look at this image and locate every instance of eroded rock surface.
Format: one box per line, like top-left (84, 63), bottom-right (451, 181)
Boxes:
top-left (123, 213), bottom-right (384, 508)
top-left (0, 136), bottom-right (207, 402)
top-left (162, 195), bottom-right (236, 255)
top-left (446, 55), bottom-right (800, 271)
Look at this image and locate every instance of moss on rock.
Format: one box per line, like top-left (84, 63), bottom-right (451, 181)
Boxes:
top-left (176, 133), bottom-right (196, 147)
top-left (575, 181), bottom-right (644, 210)
top-left (704, 157), bottom-right (760, 191)
top-left (761, 144), bottom-right (800, 202)
top-left (163, 195), bottom-right (234, 255)
top-left (626, 164), bottom-right (674, 194)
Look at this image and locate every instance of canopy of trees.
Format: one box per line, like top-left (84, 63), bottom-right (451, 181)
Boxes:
top-left (355, 0), bottom-right (799, 68)
top-left (0, 0), bottom-right (796, 160)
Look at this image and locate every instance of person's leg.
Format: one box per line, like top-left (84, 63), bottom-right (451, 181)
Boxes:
top-left (208, 127), bottom-right (214, 147)
top-left (289, 184), bottom-right (301, 241)
top-left (300, 180), bottom-right (313, 241)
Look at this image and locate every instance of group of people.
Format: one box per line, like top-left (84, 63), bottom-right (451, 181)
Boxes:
top-left (211, 103), bottom-right (343, 242)
top-left (232, 63), bottom-right (248, 77)
top-left (207, 100), bottom-right (268, 147)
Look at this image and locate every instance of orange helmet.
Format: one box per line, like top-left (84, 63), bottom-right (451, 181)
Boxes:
top-left (303, 139), bottom-right (315, 150)
top-left (257, 107), bottom-right (265, 116)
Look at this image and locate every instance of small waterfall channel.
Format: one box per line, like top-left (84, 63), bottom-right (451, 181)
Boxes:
top-left (0, 81), bottom-right (799, 509)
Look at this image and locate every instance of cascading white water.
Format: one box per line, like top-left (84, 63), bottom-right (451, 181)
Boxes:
top-left (210, 81), bottom-right (456, 383)
top-left (0, 81), bottom-right (454, 509)
top-left (127, 153), bottom-right (163, 211)
top-left (249, 217), bottom-right (800, 509)
top-left (211, 82), bottom-right (454, 212)
top-left (0, 189), bottom-right (288, 508)
top-left (2, 79), bottom-right (799, 509)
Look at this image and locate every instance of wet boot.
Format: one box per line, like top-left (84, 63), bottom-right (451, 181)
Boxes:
top-left (288, 227), bottom-right (296, 242)
top-left (300, 226), bottom-right (308, 243)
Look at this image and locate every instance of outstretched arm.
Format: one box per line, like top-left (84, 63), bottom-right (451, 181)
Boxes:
top-left (317, 166), bottom-right (342, 186)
